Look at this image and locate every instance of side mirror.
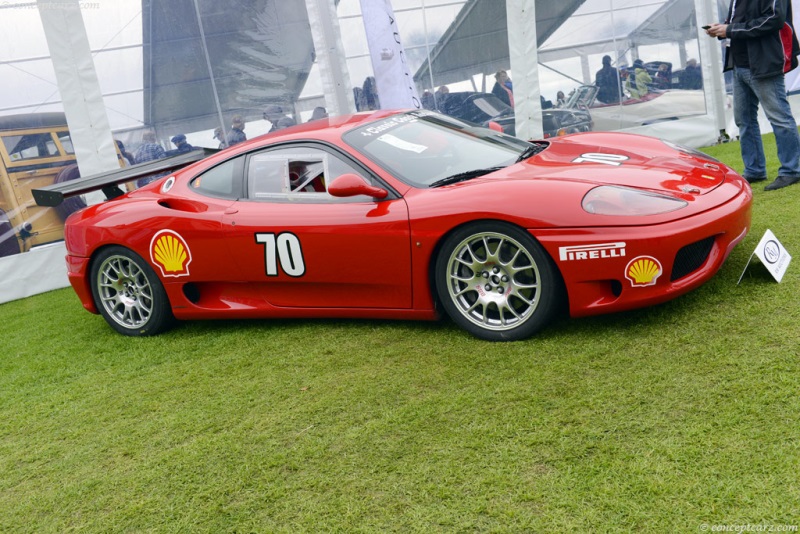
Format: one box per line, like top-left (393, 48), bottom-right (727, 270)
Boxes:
top-left (328, 173), bottom-right (388, 199)
top-left (486, 121), bottom-right (504, 133)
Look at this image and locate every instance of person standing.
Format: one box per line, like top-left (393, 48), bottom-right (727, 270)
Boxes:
top-left (654, 63), bottom-right (671, 89)
top-left (491, 70), bottom-right (514, 108)
top-left (626, 59), bottom-right (652, 99)
top-left (707, 0), bottom-right (800, 190)
top-left (680, 59), bottom-right (703, 89)
top-left (226, 115), bottom-right (247, 146)
top-left (213, 127), bottom-right (227, 149)
top-left (421, 90), bottom-right (435, 110)
top-left (168, 134), bottom-right (194, 155)
top-left (595, 55), bottom-right (623, 103)
top-left (308, 106), bottom-right (329, 122)
top-left (263, 105), bottom-right (297, 132)
top-left (434, 85), bottom-right (450, 110)
top-left (133, 131), bottom-right (167, 187)
top-left (134, 131), bottom-right (166, 165)
top-left (115, 140), bottom-right (135, 166)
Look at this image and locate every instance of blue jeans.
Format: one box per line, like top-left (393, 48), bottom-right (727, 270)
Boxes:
top-left (733, 67), bottom-right (800, 178)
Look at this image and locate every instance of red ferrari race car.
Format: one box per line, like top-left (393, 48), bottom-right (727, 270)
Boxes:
top-left (34, 110), bottom-right (751, 341)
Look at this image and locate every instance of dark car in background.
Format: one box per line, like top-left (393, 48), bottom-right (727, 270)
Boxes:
top-left (436, 91), bottom-right (593, 138)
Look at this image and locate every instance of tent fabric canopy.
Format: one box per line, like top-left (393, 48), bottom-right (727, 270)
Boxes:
top-left (413, 0), bottom-right (588, 87)
top-left (415, 0), bottom-right (707, 84)
top-left (539, 0), bottom-right (700, 63)
top-left (142, 0), bottom-right (315, 135)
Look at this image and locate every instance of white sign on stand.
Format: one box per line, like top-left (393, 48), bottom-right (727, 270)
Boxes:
top-left (738, 229), bottom-right (792, 284)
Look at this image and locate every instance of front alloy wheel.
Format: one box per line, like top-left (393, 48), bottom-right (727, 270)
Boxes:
top-left (435, 222), bottom-right (561, 341)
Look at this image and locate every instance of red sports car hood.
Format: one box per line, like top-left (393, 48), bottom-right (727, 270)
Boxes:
top-left (512, 132), bottom-right (731, 196)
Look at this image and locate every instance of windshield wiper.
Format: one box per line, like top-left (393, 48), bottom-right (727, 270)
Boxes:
top-left (515, 143), bottom-right (543, 163)
top-left (429, 167), bottom-right (505, 188)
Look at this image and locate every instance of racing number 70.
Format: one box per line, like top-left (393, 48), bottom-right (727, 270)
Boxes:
top-left (255, 232), bottom-right (306, 277)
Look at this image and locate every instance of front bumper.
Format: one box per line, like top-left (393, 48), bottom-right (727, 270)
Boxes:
top-left (534, 188), bottom-right (751, 317)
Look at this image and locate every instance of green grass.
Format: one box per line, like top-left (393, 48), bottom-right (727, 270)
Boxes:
top-left (2, 135), bottom-right (800, 532)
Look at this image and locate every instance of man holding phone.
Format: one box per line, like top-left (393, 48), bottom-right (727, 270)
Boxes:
top-left (706, 0), bottom-right (800, 191)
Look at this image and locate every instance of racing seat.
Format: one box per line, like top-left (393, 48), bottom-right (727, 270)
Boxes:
top-left (289, 161), bottom-right (326, 192)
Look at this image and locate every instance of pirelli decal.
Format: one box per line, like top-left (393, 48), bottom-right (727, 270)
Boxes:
top-left (559, 242), bottom-right (626, 262)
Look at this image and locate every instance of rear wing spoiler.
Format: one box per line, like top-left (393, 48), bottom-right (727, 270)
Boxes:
top-left (32, 148), bottom-right (219, 207)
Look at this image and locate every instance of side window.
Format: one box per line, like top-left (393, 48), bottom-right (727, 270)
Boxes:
top-left (288, 159), bottom-right (326, 193)
top-left (248, 154), bottom-right (326, 197)
top-left (56, 131), bottom-right (75, 154)
top-left (248, 155), bottom-right (291, 198)
top-left (2, 133), bottom-right (59, 161)
top-left (190, 155), bottom-right (243, 199)
top-left (327, 154), bottom-right (376, 186)
top-left (246, 146), bottom-right (378, 202)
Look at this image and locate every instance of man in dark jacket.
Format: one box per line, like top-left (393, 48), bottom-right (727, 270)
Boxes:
top-left (679, 59), bottom-right (703, 89)
top-left (167, 134), bottom-right (194, 155)
top-left (707, 0), bottom-right (800, 190)
top-left (491, 70), bottom-right (514, 108)
top-left (595, 55), bottom-right (623, 103)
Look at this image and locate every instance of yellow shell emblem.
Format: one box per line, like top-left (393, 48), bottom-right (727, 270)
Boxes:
top-left (625, 256), bottom-right (662, 287)
top-left (150, 230), bottom-right (192, 277)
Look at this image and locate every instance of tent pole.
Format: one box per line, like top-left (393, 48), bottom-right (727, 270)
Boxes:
top-left (191, 0), bottom-right (227, 141)
top-left (305, 0), bottom-right (356, 116)
top-left (507, 0), bottom-right (543, 139)
top-left (696, 0), bottom-right (729, 143)
top-left (37, 0), bottom-right (118, 178)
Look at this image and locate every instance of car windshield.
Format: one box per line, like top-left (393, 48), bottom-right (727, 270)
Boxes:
top-left (343, 111), bottom-right (531, 188)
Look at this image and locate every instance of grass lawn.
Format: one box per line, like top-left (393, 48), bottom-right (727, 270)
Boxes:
top-left (2, 135), bottom-right (799, 532)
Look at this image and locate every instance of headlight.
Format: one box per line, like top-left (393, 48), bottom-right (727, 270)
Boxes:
top-left (582, 186), bottom-right (688, 216)
top-left (662, 139), bottom-right (721, 163)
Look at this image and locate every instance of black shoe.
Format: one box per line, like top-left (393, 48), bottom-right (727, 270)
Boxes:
top-left (744, 175), bottom-right (767, 184)
top-left (764, 175), bottom-right (800, 191)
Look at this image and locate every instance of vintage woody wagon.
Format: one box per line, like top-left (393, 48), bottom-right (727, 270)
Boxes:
top-left (0, 113), bottom-right (85, 257)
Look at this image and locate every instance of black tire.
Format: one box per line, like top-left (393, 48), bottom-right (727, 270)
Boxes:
top-left (90, 246), bottom-right (174, 336)
top-left (434, 221), bottom-right (562, 341)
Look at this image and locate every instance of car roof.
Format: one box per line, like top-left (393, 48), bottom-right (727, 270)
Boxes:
top-left (0, 112), bottom-right (68, 132)
top-left (244, 109), bottom-right (407, 145)
top-left (284, 109), bottom-right (403, 134)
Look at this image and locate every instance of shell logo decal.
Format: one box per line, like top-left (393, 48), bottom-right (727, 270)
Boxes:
top-left (625, 256), bottom-right (662, 287)
top-left (150, 230), bottom-right (192, 277)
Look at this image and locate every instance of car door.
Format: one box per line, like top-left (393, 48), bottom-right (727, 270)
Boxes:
top-left (223, 144), bottom-right (412, 309)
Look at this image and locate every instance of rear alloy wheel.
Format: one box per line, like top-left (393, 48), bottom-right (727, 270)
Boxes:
top-left (435, 222), bottom-right (562, 341)
top-left (90, 246), bottom-right (174, 336)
